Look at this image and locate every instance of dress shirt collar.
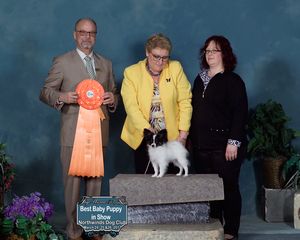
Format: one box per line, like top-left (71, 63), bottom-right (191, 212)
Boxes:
top-left (76, 48), bottom-right (95, 69)
top-left (76, 48), bottom-right (94, 61)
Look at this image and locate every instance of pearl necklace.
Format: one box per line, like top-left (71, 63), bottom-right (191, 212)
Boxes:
top-left (146, 62), bottom-right (161, 77)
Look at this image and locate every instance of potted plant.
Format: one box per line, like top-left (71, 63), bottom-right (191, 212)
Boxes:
top-left (247, 100), bottom-right (299, 222)
top-left (282, 153), bottom-right (300, 189)
top-left (282, 153), bottom-right (300, 228)
top-left (0, 192), bottom-right (63, 240)
top-left (0, 143), bottom-right (15, 208)
top-left (247, 99), bottom-right (296, 189)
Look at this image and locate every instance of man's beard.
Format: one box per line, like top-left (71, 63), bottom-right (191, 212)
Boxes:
top-left (81, 41), bottom-right (93, 49)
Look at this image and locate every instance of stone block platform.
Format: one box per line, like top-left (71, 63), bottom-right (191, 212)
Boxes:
top-left (109, 174), bottom-right (224, 205)
top-left (128, 202), bottom-right (210, 224)
top-left (108, 174), bottom-right (224, 239)
top-left (103, 220), bottom-right (223, 240)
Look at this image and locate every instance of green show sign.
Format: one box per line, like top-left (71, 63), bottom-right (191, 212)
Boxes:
top-left (77, 196), bottom-right (127, 237)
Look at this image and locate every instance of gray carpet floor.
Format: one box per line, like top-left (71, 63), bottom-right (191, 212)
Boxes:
top-left (238, 215), bottom-right (300, 240)
top-left (239, 234), bottom-right (300, 240)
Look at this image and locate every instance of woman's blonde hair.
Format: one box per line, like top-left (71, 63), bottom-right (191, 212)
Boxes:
top-left (145, 33), bottom-right (172, 53)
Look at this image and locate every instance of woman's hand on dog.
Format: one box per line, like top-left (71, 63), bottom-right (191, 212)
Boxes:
top-left (177, 130), bottom-right (188, 146)
top-left (177, 137), bottom-right (187, 146)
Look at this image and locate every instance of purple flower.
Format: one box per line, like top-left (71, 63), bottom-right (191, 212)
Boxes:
top-left (3, 192), bottom-right (54, 221)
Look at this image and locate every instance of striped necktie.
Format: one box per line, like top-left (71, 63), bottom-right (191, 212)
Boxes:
top-left (85, 56), bottom-right (96, 79)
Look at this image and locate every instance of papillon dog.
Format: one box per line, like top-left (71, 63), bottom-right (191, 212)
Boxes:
top-left (144, 128), bottom-right (189, 177)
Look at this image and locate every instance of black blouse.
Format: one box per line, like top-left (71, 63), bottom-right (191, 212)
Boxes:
top-left (190, 71), bottom-right (248, 150)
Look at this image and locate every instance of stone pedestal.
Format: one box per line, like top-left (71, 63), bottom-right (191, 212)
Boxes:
top-left (263, 187), bottom-right (295, 222)
top-left (128, 202), bottom-right (210, 224)
top-left (110, 174), bottom-right (224, 205)
top-left (103, 220), bottom-right (224, 240)
top-left (109, 174), bottom-right (224, 239)
top-left (294, 191), bottom-right (300, 229)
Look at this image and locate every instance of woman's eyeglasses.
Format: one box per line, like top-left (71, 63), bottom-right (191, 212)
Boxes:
top-left (150, 53), bottom-right (170, 62)
top-left (204, 49), bottom-right (221, 55)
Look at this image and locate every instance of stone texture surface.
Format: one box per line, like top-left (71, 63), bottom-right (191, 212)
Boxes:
top-left (128, 202), bottom-right (209, 224)
top-left (294, 191), bottom-right (300, 229)
top-left (103, 220), bottom-right (223, 240)
top-left (109, 174), bottom-right (224, 206)
top-left (264, 187), bottom-right (295, 222)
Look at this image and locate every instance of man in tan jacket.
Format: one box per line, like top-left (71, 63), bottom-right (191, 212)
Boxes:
top-left (40, 18), bottom-right (118, 240)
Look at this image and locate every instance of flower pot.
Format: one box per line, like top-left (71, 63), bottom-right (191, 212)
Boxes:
top-left (7, 234), bottom-right (36, 240)
top-left (263, 156), bottom-right (286, 189)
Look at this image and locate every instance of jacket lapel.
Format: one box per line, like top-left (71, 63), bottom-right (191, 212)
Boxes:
top-left (72, 50), bottom-right (90, 81)
top-left (93, 53), bottom-right (105, 84)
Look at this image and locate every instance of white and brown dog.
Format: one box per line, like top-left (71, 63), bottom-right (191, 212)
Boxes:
top-left (144, 129), bottom-right (189, 177)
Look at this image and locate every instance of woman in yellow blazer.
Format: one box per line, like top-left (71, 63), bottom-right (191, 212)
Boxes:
top-left (121, 33), bottom-right (192, 173)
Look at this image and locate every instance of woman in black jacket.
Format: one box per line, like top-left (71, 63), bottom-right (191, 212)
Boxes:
top-left (190, 35), bottom-right (248, 240)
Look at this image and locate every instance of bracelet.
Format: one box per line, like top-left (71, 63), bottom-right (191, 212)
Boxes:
top-left (227, 139), bottom-right (241, 148)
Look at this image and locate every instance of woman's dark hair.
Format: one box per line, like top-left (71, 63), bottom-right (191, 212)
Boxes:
top-left (200, 35), bottom-right (237, 71)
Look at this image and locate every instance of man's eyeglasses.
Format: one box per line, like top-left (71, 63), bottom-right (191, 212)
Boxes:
top-left (150, 53), bottom-right (170, 62)
top-left (204, 49), bottom-right (221, 55)
top-left (76, 30), bottom-right (97, 37)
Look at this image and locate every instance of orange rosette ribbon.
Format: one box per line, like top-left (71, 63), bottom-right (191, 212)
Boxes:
top-left (77, 79), bottom-right (104, 110)
top-left (68, 79), bottom-right (105, 178)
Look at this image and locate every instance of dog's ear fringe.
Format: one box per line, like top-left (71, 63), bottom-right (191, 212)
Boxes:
top-left (144, 128), bottom-right (153, 136)
top-left (156, 129), bottom-right (168, 142)
top-left (161, 129), bottom-right (167, 135)
top-left (143, 128), bottom-right (153, 141)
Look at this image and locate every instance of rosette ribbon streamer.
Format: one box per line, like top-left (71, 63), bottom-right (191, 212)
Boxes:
top-left (68, 79), bottom-right (105, 177)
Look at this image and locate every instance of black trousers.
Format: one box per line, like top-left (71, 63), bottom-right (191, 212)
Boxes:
top-left (193, 147), bottom-right (243, 236)
top-left (134, 138), bottom-right (178, 174)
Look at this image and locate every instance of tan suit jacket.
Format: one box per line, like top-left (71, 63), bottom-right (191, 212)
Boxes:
top-left (40, 49), bottom-right (117, 239)
top-left (40, 50), bottom-right (118, 147)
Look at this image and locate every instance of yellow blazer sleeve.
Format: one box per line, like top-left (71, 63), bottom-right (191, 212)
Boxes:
top-left (121, 66), bottom-right (151, 134)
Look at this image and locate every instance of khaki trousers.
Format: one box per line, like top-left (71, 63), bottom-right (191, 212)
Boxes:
top-left (61, 146), bottom-right (105, 239)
